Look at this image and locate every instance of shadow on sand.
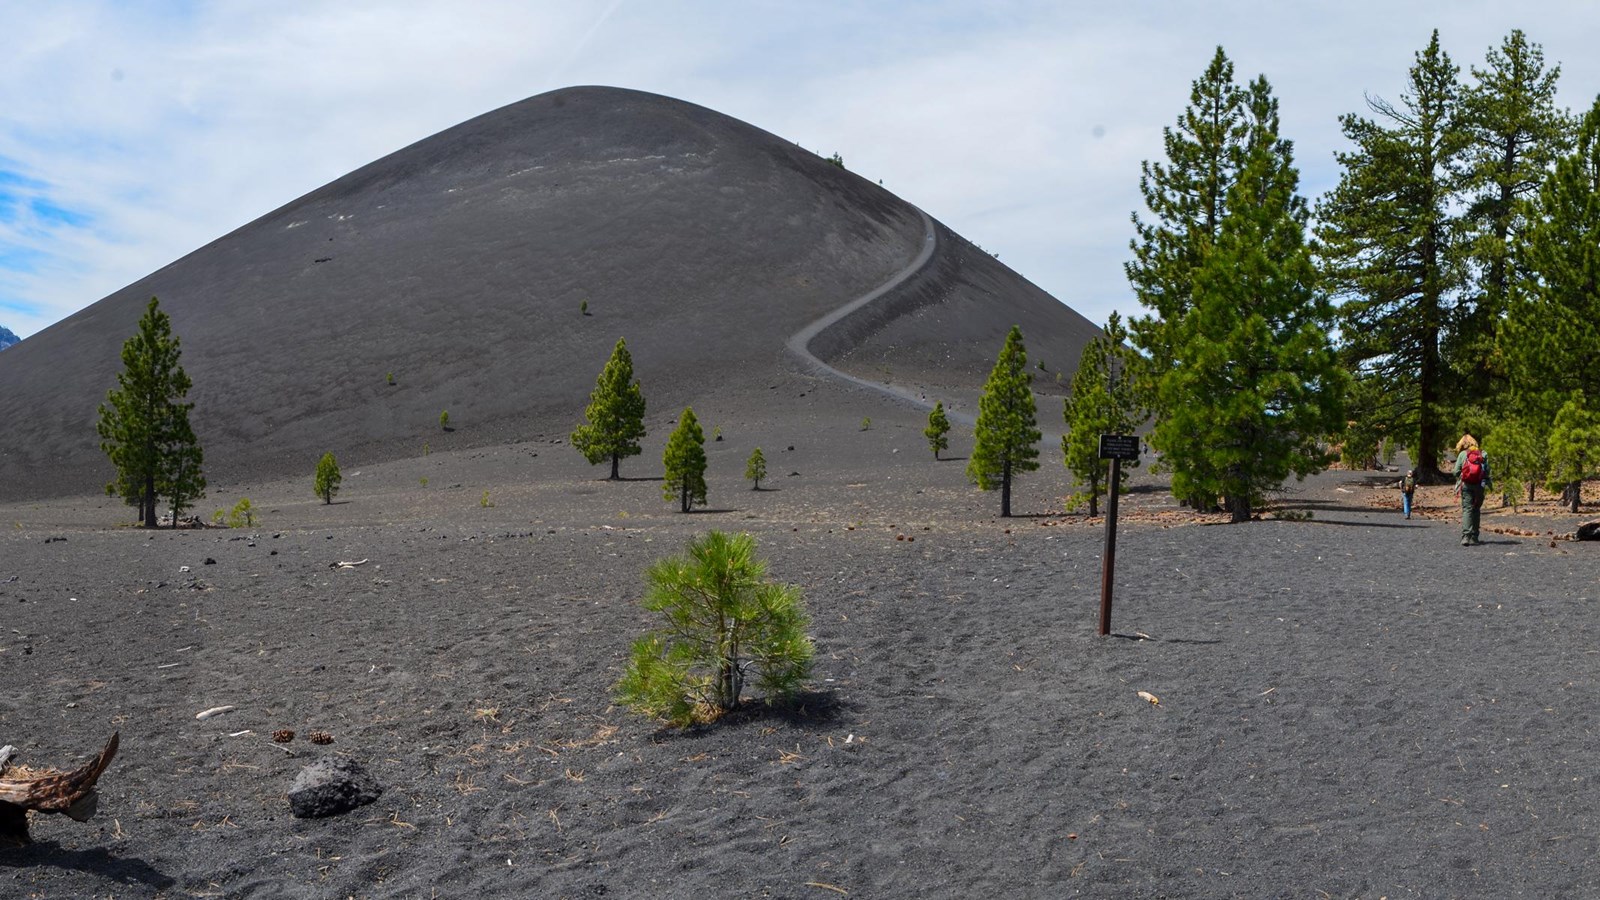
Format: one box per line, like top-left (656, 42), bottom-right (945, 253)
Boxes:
top-left (0, 842), bottom-right (175, 892)
top-left (649, 690), bottom-right (849, 742)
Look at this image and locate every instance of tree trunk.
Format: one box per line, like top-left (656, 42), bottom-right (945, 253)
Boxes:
top-left (609, 454), bottom-right (620, 480)
top-left (1000, 460), bottom-right (1012, 518)
top-left (142, 475), bottom-right (158, 528)
top-left (1571, 480), bottom-right (1582, 514)
top-left (1228, 493), bottom-right (1251, 524)
top-left (681, 483), bottom-right (690, 513)
top-left (1528, 481), bottom-right (1536, 503)
top-left (1088, 469), bottom-right (1100, 518)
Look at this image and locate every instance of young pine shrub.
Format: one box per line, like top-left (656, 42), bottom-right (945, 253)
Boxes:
top-left (226, 497), bottom-right (255, 528)
top-left (745, 447), bottom-right (767, 490)
top-left (616, 531), bottom-right (813, 727)
top-left (314, 452), bottom-right (341, 504)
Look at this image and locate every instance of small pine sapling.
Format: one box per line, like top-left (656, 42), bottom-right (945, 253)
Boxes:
top-left (439, 410), bottom-right (450, 431)
top-left (925, 402), bottom-right (951, 460)
top-left (745, 447), bottom-right (767, 490)
top-left (314, 452), bottom-right (341, 504)
top-left (580, 299), bottom-right (589, 316)
top-left (616, 531), bottom-right (813, 726)
top-left (227, 497), bottom-right (255, 528)
top-left (662, 407), bottom-right (708, 512)
top-left (860, 417), bottom-right (871, 431)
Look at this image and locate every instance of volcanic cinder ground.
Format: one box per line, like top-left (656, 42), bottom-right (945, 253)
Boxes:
top-left (2, 87), bottom-right (1599, 898)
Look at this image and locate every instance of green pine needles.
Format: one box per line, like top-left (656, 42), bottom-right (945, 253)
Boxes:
top-left (616, 531), bottom-right (814, 726)
top-left (924, 402), bottom-right (950, 459)
top-left (967, 326), bottom-right (1041, 517)
top-left (662, 407), bottom-right (707, 512)
top-left (572, 338), bottom-right (648, 479)
top-left (97, 296), bottom-right (206, 527)
top-left (314, 452), bottom-right (341, 504)
top-left (745, 447), bottom-right (767, 490)
top-left (1062, 313), bottom-right (1145, 517)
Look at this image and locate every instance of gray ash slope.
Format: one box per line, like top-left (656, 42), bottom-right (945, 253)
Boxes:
top-left (0, 86), bottom-right (1096, 501)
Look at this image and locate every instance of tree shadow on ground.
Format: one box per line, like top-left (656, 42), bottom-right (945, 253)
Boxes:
top-left (689, 508), bottom-right (742, 515)
top-left (1268, 517), bottom-right (1427, 530)
top-left (750, 486), bottom-right (781, 492)
top-left (648, 690), bottom-right (850, 742)
top-left (610, 475), bottom-right (665, 483)
top-left (937, 456), bottom-right (968, 462)
top-left (0, 842), bottom-right (175, 891)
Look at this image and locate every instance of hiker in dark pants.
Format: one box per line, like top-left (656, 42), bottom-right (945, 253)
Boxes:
top-left (1399, 469), bottom-right (1417, 519)
top-left (1453, 434), bottom-right (1491, 546)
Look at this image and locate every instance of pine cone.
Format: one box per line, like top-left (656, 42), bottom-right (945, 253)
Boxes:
top-left (272, 729), bottom-right (295, 743)
top-left (307, 730), bottom-right (334, 745)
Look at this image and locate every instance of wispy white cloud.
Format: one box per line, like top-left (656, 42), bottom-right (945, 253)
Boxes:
top-left (1, 1), bottom-right (1597, 338)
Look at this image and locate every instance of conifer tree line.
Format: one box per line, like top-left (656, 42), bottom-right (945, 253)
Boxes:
top-left (1117, 29), bottom-right (1599, 517)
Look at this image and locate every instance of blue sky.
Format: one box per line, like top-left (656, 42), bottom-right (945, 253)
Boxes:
top-left (2, 1), bottom-right (1597, 340)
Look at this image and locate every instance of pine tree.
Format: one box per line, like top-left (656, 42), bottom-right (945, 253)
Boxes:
top-left (1126, 47), bottom-right (1249, 508)
top-left (1501, 96), bottom-right (1600, 428)
top-left (924, 402), bottom-right (950, 459)
top-left (96, 297), bottom-right (205, 527)
top-left (315, 452), bottom-right (342, 504)
top-left (616, 531), bottom-right (813, 726)
top-left (1545, 392), bottom-right (1599, 512)
top-left (571, 338), bottom-right (647, 479)
top-left (1062, 313), bottom-right (1145, 517)
top-left (1127, 47), bottom-right (1246, 363)
top-left (1483, 416), bottom-right (1549, 505)
top-left (1156, 76), bottom-right (1346, 523)
top-left (662, 407), bottom-right (707, 512)
top-left (1453, 29), bottom-right (1574, 395)
top-left (745, 447), bottom-right (767, 490)
top-left (967, 326), bottom-right (1040, 517)
top-left (1316, 31), bottom-right (1467, 480)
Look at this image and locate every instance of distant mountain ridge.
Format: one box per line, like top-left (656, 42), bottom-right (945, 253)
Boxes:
top-left (0, 325), bottom-right (18, 350)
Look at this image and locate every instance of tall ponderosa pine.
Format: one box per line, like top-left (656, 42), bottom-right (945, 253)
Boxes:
top-left (1500, 96), bottom-right (1600, 430)
top-left (572, 338), bottom-right (647, 479)
top-left (1317, 31), bottom-right (1467, 480)
top-left (1127, 47), bottom-right (1251, 508)
top-left (1155, 77), bottom-right (1346, 523)
top-left (1453, 29), bottom-right (1573, 393)
top-left (1061, 313), bottom-right (1144, 517)
top-left (96, 297), bottom-right (205, 527)
top-left (924, 402), bottom-right (951, 459)
top-left (1128, 47), bottom-right (1246, 377)
top-left (967, 326), bottom-right (1040, 517)
top-left (662, 407), bottom-right (708, 513)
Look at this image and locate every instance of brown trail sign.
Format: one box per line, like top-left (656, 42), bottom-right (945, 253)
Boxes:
top-left (1098, 435), bottom-right (1139, 636)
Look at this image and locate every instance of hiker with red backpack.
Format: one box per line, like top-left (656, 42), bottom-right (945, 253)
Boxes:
top-left (1453, 434), bottom-right (1491, 546)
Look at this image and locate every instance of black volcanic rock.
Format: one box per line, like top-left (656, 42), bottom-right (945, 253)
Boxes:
top-left (0, 325), bottom-right (17, 350)
top-left (0, 86), bottom-right (1096, 500)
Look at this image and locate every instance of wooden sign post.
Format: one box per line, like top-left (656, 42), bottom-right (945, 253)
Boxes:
top-left (1097, 435), bottom-right (1140, 636)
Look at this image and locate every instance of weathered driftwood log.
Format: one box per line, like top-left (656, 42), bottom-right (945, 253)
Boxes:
top-left (1576, 521), bottom-right (1600, 542)
top-left (0, 732), bottom-right (119, 846)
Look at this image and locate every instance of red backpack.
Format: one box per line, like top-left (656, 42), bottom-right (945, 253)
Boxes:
top-left (1460, 448), bottom-right (1486, 485)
